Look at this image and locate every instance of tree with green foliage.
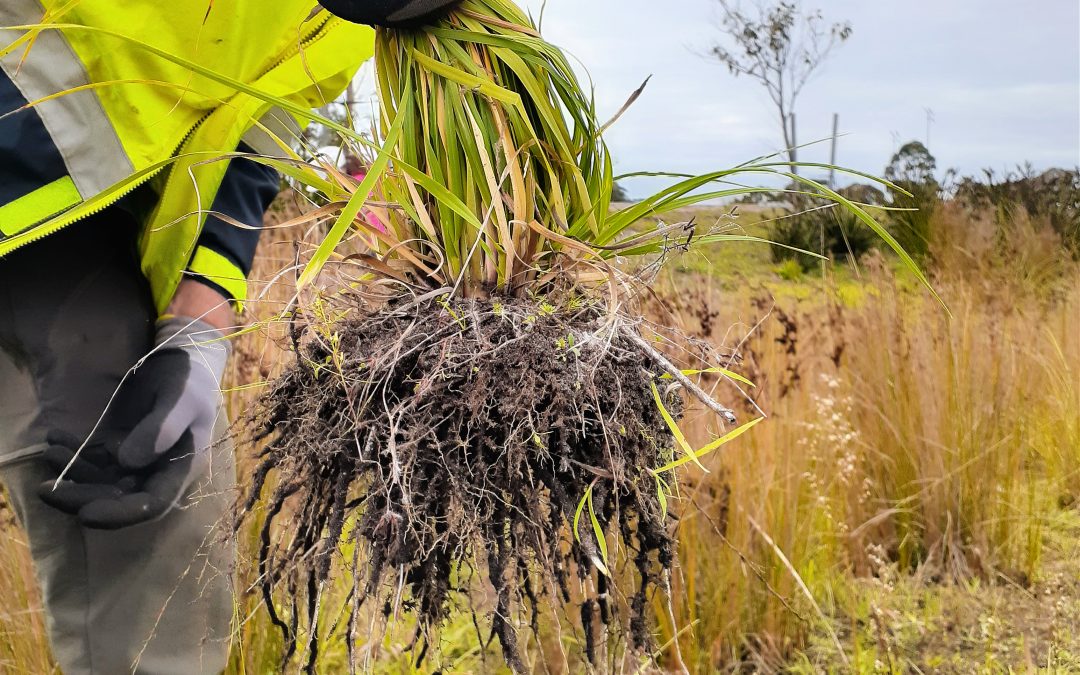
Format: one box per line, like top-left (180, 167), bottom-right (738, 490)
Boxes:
top-left (886, 141), bottom-right (938, 186)
top-left (885, 141), bottom-right (939, 261)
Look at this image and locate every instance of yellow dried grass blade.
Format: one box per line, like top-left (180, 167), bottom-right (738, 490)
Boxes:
top-left (661, 367), bottom-right (757, 388)
top-left (653, 417), bottom-right (765, 475)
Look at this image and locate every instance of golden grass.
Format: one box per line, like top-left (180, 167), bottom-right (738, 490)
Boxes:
top-left (0, 505), bottom-right (54, 674)
top-left (647, 205), bottom-right (1079, 671)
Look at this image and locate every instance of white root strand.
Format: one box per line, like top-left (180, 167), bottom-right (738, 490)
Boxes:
top-left (622, 328), bottom-right (738, 425)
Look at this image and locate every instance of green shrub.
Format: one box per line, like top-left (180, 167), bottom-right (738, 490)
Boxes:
top-left (884, 141), bottom-right (939, 262)
top-left (887, 184), bottom-right (938, 262)
top-left (774, 258), bottom-right (804, 281)
top-left (770, 199), bottom-right (882, 271)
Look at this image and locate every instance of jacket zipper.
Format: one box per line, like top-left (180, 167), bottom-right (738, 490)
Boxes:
top-left (166, 12), bottom-right (337, 290)
top-left (0, 12), bottom-right (339, 258)
top-left (266, 13), bottom-right (332, 76)
top-left (0, 113), bottom-right (210, 258)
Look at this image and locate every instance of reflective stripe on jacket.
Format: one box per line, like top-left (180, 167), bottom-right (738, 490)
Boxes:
top-left (0, 1), bottom-right (375, 312)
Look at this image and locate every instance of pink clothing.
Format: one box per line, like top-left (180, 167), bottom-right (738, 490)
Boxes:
top-left (350, 169), bottom-right (387, 234)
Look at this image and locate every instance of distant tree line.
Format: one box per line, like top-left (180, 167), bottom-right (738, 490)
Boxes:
top-left (764, 139), bottom-right (1080, 270)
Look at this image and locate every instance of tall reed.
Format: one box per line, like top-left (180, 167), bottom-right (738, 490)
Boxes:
top-left (655, 208), bottom-right (1079, 669)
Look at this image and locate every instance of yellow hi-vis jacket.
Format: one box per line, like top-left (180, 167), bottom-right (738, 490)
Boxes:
top-left (0, 1), bottom-right (374, 312)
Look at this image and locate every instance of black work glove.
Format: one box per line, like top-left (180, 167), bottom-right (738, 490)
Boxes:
top-left (38, 317), bottom-right (230, 530)
top-left (319, 0), bottom-right (462, 28)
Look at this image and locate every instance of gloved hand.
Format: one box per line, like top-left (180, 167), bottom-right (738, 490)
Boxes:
top-left (39, 316), bottom-right (230, 529)
top-left (319, 0), bottom-right (463, 28)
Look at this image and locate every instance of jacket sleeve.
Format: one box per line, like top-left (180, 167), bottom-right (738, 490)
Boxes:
top-left (183, 144), bottom-right (279, 308)
top-left (318, 0), bottom-right (461, 28)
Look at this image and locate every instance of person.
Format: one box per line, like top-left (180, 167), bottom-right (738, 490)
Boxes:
top-left (0, 1), bottom-right (458, 673)
top-left (345, 154), bottom-right (389, 233)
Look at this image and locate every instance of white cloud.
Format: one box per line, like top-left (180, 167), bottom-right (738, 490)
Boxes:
top-left (518, 0), bottom-right (1080, 197)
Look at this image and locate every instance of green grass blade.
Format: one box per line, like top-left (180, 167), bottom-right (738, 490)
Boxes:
top-left (298, 86), bottom-right (412, 288)
top-left (651, 381), bottom-right (708, 472)
top-left (586, 486), bottom-right (611, 576)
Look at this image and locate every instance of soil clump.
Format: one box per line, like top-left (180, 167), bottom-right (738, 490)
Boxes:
top-left (246, 296), bottom-right (681, 672)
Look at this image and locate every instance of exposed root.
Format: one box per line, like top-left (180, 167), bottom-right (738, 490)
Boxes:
top-left (243, 296), bottom-right (685, 670)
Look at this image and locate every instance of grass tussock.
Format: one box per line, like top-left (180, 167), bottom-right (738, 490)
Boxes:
top-left (0, 1), bottom-right (1075, 666)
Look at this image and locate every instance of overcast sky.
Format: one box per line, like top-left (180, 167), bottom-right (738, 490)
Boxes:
top-left (506, 0), bottom-right (1080, 197)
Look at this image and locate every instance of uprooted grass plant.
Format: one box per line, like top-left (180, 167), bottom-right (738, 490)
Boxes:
top-left (233, 0), bottom-right (930, 672)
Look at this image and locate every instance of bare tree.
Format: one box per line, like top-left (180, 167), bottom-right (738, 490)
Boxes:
top-left (708, 1), bottom-right (852, 174)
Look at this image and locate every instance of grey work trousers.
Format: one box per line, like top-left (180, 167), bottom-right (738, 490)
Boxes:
top-left (0, 214), bottom-right (235, 674)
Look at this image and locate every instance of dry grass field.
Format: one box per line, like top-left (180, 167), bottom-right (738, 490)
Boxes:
top-left (2, 196), bottom-right (1077, 673)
